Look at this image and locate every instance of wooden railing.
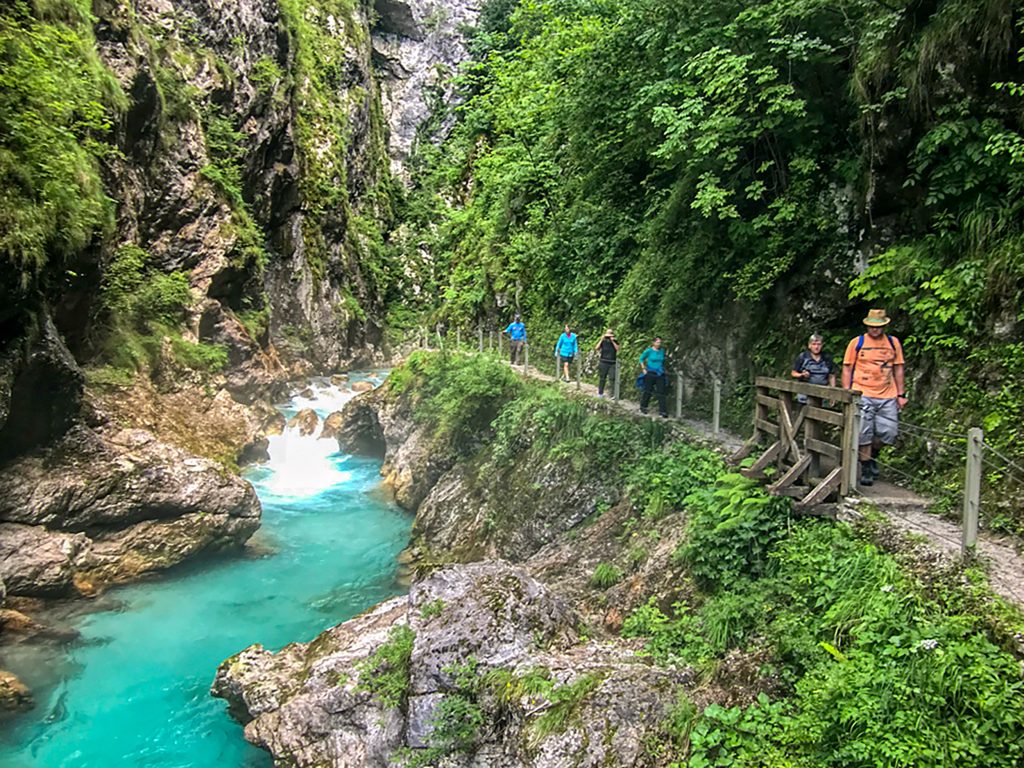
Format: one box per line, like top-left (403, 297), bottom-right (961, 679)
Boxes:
top-left (732, 377), bottom-right (861, 509)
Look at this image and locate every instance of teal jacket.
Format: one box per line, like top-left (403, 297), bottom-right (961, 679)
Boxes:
top-left (640, 347), bottom-right (665, 374)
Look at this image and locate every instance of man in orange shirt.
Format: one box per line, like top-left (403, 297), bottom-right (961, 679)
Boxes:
top-left (842, 309), bottom-right (908, 487)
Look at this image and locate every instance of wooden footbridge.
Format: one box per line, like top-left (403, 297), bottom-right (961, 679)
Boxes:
top-left (731, 378), bottom-right (861, 510)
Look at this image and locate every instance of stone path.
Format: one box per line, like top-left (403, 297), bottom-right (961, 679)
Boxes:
top-left (501, 356), bottom-right (1024, 610)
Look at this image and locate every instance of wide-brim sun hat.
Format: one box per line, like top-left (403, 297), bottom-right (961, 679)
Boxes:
top-left (863, 308), bottom-right (891, 326)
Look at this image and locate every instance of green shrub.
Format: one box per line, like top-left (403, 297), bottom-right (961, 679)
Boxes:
top-left (676, 473), bottom-right (790, 589)
top-left (389, 351), bottom-right (522, 449)
top-left (170, 336), bottom-right (228, 373)
top-left (529, 674), bottom-right (602, 741)
top-left (626, 442), bottom-right (726, 519)
top-left (589, 563), bottom-right (623, 590)
top-left (419, 598), bottom-right (445, 620)
top-left (355, 624), bottom-right (415, 709)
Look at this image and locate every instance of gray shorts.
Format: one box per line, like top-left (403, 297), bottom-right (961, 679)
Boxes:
top-left (859, 396), bottom-right (899, 445)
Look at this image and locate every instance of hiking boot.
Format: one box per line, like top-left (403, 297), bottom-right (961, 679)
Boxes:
top-left (639, 408), bottom-right (648, 415)
top-left (869, 459), bottom-right (881, 479)
top-left (859, 462), bottom-right (874, 487)
top-left (661, 412), bottom-right (669, 418)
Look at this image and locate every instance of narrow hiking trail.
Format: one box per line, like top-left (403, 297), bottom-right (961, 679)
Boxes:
top-left (493, 354), bottom-right (1024, 611)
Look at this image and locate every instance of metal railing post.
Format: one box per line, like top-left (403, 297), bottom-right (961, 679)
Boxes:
top-left (613, 360), bottom-right (620, 402)
top-left (675, 371), bottom-right (683, 419)
top-left (962, 427), bottom-right (983, 554)
top-left (712, 378), bottom-right (721, 435)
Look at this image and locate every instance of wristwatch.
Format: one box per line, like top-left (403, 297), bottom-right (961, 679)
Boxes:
top-left (898, 393), bottom-right (907, 398)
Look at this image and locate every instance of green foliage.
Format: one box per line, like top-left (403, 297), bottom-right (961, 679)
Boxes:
top-left (356, 624), bottom-right (414, 709)
top-left (250, 55), bottom-right (284, 96)
top-left (529, 674), bottom-right (602, 741)
top-left (169, 336), bottom-right (228, 373)
top-left (419, 598), bottom-right (445, 620)
top-left (396, 0), bottom-right (1024, 526)
top-left (0, 0), bottom-right (124, 307)
top-left (625, 515), bottom-right (1024, 767)
top-left (398, 659), bottom-right (487, 767)
top-left (676, 473), bottom-right (791, 589)
top-left (388, 351), bottom-right (523, 449)
top-left (626, 442), bottom-right (726, 520)
top-left (588, 562), bottom-right (623, 590)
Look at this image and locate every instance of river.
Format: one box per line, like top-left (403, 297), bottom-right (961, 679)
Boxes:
top-left (0, 375), bottom-right (410, 767)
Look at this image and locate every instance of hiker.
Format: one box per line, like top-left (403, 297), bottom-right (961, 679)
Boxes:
top-left (554, 324), bottom-right (578, 382)
top-left (639, 337), bottom-right (668, 417)
top-left (791, 333), bottom-right (836, 403)
top-left (503, 313), bottom-right (527, 365)
top-left (593, 328), bottom-right (619, 397)
top-left (842, 309), bottom-right (907, 487)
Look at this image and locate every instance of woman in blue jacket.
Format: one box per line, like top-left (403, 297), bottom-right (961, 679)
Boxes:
top-left (554, 324), bottom-right (578, 382)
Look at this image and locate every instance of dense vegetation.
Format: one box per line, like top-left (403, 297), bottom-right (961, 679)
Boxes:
top-left (390, 351), bottom-right (1024, 767)
top-left (396, 0), bottom-right (1024, 524)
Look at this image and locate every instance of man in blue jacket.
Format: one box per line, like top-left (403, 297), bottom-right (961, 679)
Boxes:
top-left (639, 337), bottom-right (668, 417)
top-left (503, 314), bottom-right (527, 365)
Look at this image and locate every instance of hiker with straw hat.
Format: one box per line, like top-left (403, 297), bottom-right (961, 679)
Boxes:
top-left (842, 309), bottom-right (907, 487)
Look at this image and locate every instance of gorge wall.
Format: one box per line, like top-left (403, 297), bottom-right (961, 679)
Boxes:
top-left (0, 0), bottom-right (476, 624)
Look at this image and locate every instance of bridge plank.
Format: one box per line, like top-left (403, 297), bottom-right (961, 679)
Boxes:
top-left (740, 441), bottom-right (781, 478)
top-left (756, 376), bottom-right (859, 404)
top-left (803, 406), bottom-right (844, 427)
top-left (769, 453), bottom-right (811, 493)
top-left (797, 466), bottom-right (843, 507)
top-left (806, 438), bottom-right (842, 463)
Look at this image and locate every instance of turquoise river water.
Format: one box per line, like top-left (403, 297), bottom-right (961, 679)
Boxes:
top-left (0, 375), bottom-right (410, 768)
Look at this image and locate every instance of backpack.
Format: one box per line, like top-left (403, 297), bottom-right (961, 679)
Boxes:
top-left (850, 333), bottom-right (897, 381)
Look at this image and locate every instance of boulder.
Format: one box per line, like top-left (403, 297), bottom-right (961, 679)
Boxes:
top-left (263, 411), bottom-right (287, 436)
top-left (214, 561), bottom-right (688, 768)
top-left (287, 409), bottom-right (319, 436)
top-left (0, 524), bottom-right (91, 597)
top-left (330, 374), bottom-right (349, 386)
top-left (0, 670), bottom-right (32, 713)
top-left (0, 425), bottom-right (261, 596)
top-left (319, 411), bottom-right (345, 441)
top-left (350, 380), bottom-right (374, 393)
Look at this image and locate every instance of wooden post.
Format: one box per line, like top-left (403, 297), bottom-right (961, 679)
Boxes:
top-left (575, 355), bottom-right (581, 390)
top-left (498, 332), bottom-right (503, 359)
top-left (555, 350), bottom-right (560, 379)
top-left (712, 378), bottom-right (721, 435)
top-left (962, 427), bottom-right (983, 554)
top-left (841, 399), bottom-right (860, 496)
top-left (613, 360), bottom-right (621, 402)
top-left (478, 327), bottom-right (483, 353)
top-left (523, 342), bottom-right (529, 373)
top-left (488, 330), bottom-right (494, 353)
top-left (675, 371), bottom-right (683, 419)
top-left (456, 328), bottom-right (461, 349)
